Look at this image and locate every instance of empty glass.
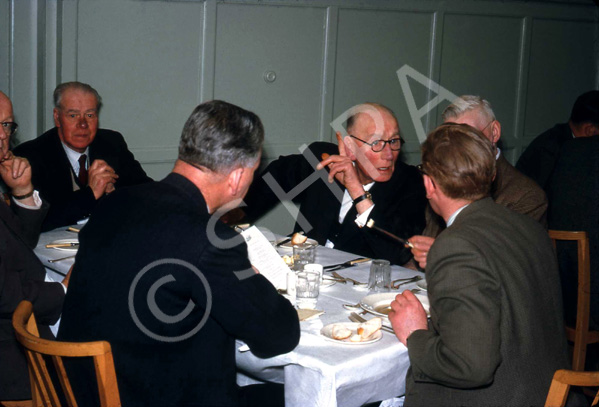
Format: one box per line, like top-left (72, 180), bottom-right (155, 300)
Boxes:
top-left (368, 259), bottom-right (391, 292)
top-left (293, 243), bottom-right (316, 271)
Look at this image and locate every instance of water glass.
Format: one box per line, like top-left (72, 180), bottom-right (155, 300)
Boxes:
top-left (368, 259), bottom-right (391, 292)
top-left (293, 243), bottom-right (316, 271)
top-left (303, 263), bottom-right (323, 283)
top-left (295, 271), bottom-right (320, 309)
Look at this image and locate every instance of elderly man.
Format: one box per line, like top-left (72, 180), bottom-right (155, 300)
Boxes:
top-left (389, 123), bottom-right (569, 407)
top-left (517, 90), bottom-right (599, 191)
top-left (242, 103), bottom-right (426, 266)
top-left (58, 100), bottom-right (300, 407)
top-left (14, 81), bottom-right (152, 231)
top-left (410, 96), bottom-right (547, 267)
top-left (0, 91), bottom-right (68, 402)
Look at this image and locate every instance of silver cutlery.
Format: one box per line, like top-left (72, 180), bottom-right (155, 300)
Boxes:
top-left (331, 271), bottom-right (366, 286)
top-left (48, 254), bottom-right (76, 263)
top-left (323, 258), bottom-right (371, 272)
top-left (349, 312), bottom-right (394, 334)
top-left (392, 275), bottom-right (422, 289)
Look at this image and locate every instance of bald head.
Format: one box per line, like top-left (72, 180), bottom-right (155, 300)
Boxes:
top-left (0, 91), bottom-right (12, 114)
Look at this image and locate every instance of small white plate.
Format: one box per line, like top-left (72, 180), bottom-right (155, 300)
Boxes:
top-left (276, 238), bottom-right (319, 251)
top-left (360, 292), bottom-right (430, 317)
top-left (320, 322), bottom-right (382, 345)
top-left (47, 238), bottom-right (79, 252)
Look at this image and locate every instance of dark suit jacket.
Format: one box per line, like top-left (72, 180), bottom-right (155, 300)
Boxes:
top-left (405, 198), bottom-right (569, 407)
top-left (424, 153), bottom-right (548, 237)
top-left (58, 173), bottom-right (300, 407)
top-left (243, 142), bottom-right (427, 265)
top-left (14, 127), bottom-right (152, 231)
top-left (516, 123), bottom-right (573, 191)
top-left (547, 136), bottom-right (599, 331)
top-left (0, 199), bottom-right (65, 400)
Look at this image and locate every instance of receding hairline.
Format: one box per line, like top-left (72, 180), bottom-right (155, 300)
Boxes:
top-left (347, 103), bottom-right (399, 133)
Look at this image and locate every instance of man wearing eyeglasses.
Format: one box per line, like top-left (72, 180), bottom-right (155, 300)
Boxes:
top-left (410, 96), bottom-right (547, 268)
top-left (0, 91), bottom-right (69, 402)
top-left (14, 81), bottom-right (152, 231)
top-left (241, 103), bottom-right (427, 266)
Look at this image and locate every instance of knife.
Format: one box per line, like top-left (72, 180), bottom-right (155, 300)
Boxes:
top-left (323, 258), bottom-right (371, 271)
top-left (45, 242), bottom-right (79, 248)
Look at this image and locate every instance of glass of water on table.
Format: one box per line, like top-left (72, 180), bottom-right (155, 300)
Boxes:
top-left (295, 271), bottom-right (320, 309)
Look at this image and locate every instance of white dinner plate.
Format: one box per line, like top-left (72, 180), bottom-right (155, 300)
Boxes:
top-left (276, 238), bottom-right (319, 251)
top-left (47, 238), bottom-right (79, 252)
top-left (360, 292), bottom-right (430, 317)
top-left (416, 278), bottom-right (428, 291)
top-left (320, 322), bottom-right (382, 345)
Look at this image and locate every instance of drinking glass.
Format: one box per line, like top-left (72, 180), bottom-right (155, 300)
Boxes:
top-left (368, 259), bottom-right (391, 292)
top-left (295, 271), bottom-right (320, 309)
top-left (303, 263), bottom-right (323, 283)
top-left (293, 243), bottom-right (316, 271)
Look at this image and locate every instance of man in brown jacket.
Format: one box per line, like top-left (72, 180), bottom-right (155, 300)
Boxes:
top-left (411, 95), bottom-right (547, 268)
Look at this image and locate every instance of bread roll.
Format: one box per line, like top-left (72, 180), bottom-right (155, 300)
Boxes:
top-left (349, 334), bottom-right (363, 342)
top-left (332, 325), bottom-right (352, 340)
top-left (291, 232), bottom-right (308, 245)
top-left (357, 317), bottom-right (382, 339)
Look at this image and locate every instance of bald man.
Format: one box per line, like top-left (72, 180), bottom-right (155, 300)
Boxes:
top-left (0, 91), bottom-right (69, 402)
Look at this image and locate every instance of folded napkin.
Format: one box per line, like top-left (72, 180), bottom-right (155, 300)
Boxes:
top-left (297, 308), bottom-right (324, 321)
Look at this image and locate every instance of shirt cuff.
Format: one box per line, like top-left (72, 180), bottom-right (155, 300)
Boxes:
top-left (12, 190), bottom-right (42, 209)
top-left (354, 204), bottom-right (375, 228)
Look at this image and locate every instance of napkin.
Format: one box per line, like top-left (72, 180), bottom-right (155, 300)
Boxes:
top-left (297, 308), bottom-right (324, 321)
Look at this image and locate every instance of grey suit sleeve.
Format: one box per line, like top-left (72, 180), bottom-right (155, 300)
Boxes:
top-left (407, 236), bottom-right (502, 388)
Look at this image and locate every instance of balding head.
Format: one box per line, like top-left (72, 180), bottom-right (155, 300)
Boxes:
top-left (0, 92), bottom-right (12, 115)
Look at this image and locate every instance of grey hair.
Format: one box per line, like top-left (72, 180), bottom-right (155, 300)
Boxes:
top-left (178, 100), bottom-right (264, 173)
top-left (53, 82), bottom-right (102, 111)
top-left (442, 95), bottom-right (495, 123)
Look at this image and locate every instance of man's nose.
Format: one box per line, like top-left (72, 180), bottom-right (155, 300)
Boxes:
top-left (380, 142), bottom-right (394, 160)
top-left (77, 117), bottom-right (89, 129)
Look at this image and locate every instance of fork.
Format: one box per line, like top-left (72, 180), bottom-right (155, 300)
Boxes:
top-left (349, 312), bottom-right (394, 334)
top-left (392, 275), bottom-right (422, 289)
top-left (331, 271), bottom-right (366, 286)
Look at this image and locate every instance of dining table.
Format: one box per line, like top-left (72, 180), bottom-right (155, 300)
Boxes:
top-left (35, 225), bottom-right (425, 407)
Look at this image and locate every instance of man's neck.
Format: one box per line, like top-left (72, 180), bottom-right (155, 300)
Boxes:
top-left (172, 160), bottom-right (226, 214)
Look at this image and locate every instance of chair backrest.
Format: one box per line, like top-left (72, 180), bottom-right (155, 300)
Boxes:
top-left (11, 301), bottom-right (121, 407)
top-left (545, 369), bottom-right (599, 407)
top-left (548, 230), bottom-right (598, 371)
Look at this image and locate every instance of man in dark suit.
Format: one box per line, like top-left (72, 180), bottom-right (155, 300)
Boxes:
top-left (14, 81), bottom-right (152, 231)
top-left (389, 123), bottom-right (570, 407)
top-left (0, 91), bottom-right (67, 402)
top-left (410, 95), bottom-right (548, 268)
top-left (242, 103), bottom-right (426, 266)
top-left (516, 90), bottom-right (599, 192)
top-left (58, 100), bottom-right (300, 407)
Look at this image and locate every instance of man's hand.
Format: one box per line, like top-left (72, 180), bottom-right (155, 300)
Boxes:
top-left (388, 290), bottom-right (428, 346)
top-left (88, 159), bottom-right (118, 199)
top-left (408, 235), bottom-right (435, 269)
top-left (0, 156), bottom-right (33, 193)
top-left (316, 133), bottom-right (371, 210)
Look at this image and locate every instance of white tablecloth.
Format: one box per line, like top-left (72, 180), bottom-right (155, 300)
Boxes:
top-left (35, 227), bottom-right (422, 407)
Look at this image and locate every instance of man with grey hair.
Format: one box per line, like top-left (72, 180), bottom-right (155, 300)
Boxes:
top-left (14, 81), bottom-right (151, 231)
top-left (58, 100), bottom-right (300, 407)
top-left (409, 95), bottom-right (548, 268)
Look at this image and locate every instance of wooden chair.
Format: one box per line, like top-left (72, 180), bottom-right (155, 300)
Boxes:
top-left (11, 300), bottom-right (121, 407)
top-left (549, 230), bottom-right (599, 371)
top-left (545, 369), bottom-right (599, 406)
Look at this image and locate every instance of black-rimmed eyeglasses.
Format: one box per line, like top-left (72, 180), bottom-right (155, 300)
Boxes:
top-left (349, 135), bottom-right (403, 152)
top-left (1, 122), bottom-right (18, 137)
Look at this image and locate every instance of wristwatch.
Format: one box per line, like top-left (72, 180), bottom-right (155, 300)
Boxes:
top-left (353, 191), bottom-right (372, 205)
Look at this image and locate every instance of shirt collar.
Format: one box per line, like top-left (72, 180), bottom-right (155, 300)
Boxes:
top-left (446, 203), bottom-right (470, 227)
top-left (61, 142), bottom-right (89, 173)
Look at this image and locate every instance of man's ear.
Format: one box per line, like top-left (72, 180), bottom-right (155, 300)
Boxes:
top-left (490, 120), bottom-right (501, 144)
top-left (423, 175), bottom-right (436, 199)
top-left (582, 122), bottom-right (599, 137)
top-left (53, 108), bottom-right (60, 128)
top-left (342, 134), bottom-right (358, 161)
top-left (227, 167), bottom-right (244, 196)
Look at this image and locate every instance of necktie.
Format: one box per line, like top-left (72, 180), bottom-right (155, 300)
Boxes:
top-left (78, 154), bottom-right (88, 186)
